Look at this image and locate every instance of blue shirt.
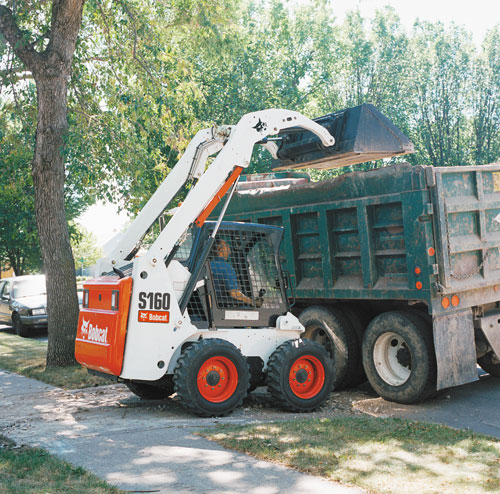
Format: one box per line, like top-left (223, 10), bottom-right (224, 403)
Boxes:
top-left (210, 257), bottom-right (239, 305)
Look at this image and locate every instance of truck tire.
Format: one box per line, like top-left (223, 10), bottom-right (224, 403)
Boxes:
top-left (362, 311), bottom-right (437, 404)
top-left (299, 305), bottom-right (359, 389)
top-left (266, 339), bottom-right (334, 412)
top-left (478, 352), bottom-right (500, 377)
top-left (173, 339), bottom-right (249, 417)
top-left (340, 305), bottom-right (368, 387)
top-left (12, 313), bottom-right (29, 338)
top-left (126, 376), bottom-right (175, 400)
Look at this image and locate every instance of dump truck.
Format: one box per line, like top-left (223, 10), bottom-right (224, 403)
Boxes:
top-left (216, 161), bottom-right (500, 403)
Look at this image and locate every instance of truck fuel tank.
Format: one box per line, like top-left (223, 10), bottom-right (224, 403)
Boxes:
top-left (273, 103), bottom-right (414, 170)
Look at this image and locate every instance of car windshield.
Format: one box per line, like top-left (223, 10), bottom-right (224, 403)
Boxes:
top-left (13, 279), bottom-right (46, 298)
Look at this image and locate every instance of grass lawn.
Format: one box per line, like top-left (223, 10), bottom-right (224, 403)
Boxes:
top-left (0, 435), bottom-right (122, 494)
top-left (201, 417), bottom-right (500, 494)
top-left (0, 331), bottom-right (109, 389)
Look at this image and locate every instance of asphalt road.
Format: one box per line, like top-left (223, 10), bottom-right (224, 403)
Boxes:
top-left (354, 373), bottom-right (500, 438)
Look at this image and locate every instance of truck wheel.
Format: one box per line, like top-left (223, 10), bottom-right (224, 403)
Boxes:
top-left (266, 339), bottom-right (334, 412)
top-left (362, 311), bottom-right (437, 404)
top-left (126, 376), bottom-right (175, 400)
top-left (299, 306), bottom-right (358, 389)
top-left (478, 352), bottom-right (500, 377)
top-left (12, 313), bottom-right (29, 338)
top-left (173, 339), bottom-right (249, 417)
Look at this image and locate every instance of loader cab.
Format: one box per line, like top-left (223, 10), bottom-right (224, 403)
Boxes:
top-left (179, 221), bottom-right (289, 329)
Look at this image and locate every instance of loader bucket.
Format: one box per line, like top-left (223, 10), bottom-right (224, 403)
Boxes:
top-left (272, 103), bottom-right (414, 171)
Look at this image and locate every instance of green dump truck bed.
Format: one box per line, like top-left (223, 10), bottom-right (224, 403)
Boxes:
top-left (214, 163), bottom-right (500, 400)
top-left (223, 163), bottom-right (500, 309)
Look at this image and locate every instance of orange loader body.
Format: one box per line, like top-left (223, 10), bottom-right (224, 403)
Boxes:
top-left (75, 276), bottom-right (133, 376)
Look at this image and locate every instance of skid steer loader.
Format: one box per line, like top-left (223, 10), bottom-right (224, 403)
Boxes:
top-left (76, 106), bottom-right (411, 416)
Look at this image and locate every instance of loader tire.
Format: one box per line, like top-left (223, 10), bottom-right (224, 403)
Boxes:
top-left (266, 339), bottom-right (334, 412)
top-left (173, 339), bottom-right (249, 417)
top-left (299, 305), bottom-right (358, 389)
top-left (362, 310), bottom-right (437, 404)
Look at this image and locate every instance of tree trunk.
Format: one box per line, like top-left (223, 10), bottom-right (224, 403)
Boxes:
top-left (34, 76), bottom-right (80, 366)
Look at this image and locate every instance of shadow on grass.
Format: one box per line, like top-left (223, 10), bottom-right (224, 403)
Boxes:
top-left (203, 417), bottom-right (500, 494)
top-left (0, 331), bottom-right (108, 389)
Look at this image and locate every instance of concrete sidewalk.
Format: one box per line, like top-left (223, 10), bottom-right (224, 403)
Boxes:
top-left (0, 370), bottom-right (364, 494)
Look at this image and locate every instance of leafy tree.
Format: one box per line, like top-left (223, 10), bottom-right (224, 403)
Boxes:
top-left (0, 114), bottom-right (42, 275)
top-left (471, 26), bottom-right (500, 165)
top-left (404, 22), bottom-right (474, 167)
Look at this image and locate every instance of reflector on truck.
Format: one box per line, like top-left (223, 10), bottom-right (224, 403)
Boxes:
top-left (273, 103), bottom-right (414, 170)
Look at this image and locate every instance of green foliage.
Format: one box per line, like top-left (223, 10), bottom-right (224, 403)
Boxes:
top-left (65, 0), bottom-right (242, 212)
top-left (70, 225), bottom-right (102, 270)
top-left (472, 27), bottom-right (500, 165)
top-left (0, 97), bottom-right (41, 275)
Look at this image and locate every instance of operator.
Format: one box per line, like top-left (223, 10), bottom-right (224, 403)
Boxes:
top-left (210, 238), bottom-right (258, 307)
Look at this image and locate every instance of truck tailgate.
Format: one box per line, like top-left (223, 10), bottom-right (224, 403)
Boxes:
top-left (429, 165), bottom-right (500, 292)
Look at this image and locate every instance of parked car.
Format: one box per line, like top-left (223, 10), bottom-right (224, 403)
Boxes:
top-left (0, 275), bottom-right (47, 337)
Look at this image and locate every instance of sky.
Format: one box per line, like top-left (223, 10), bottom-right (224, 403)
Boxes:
top-left (77, 202), bottom-right (129, 248)
top-left (331, 0), bottom-right (499, 45)
top-left (78, 0), bottom-right (499, 246)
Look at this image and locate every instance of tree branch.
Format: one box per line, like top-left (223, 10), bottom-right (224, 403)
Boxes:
top-left (45, 0), bottom-right (86, 66)
top-left (0, 5), bottom-right (41, 69)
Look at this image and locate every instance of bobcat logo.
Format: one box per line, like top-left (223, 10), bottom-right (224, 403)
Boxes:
top-left (80, 318), bottom-right (89, 335)
top-left (139, 312), bottom-right (148, 322)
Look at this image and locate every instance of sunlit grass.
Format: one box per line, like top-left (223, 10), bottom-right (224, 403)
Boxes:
top-left (0, 331), bottom-right (109, 389)
top-left (0, 435), bottom-right (122, 493)
top-left (202, 417), bottom-right (500, 494)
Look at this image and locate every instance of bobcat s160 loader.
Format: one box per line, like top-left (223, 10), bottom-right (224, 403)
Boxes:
top-left (75, 106), bottom-right (411, 416)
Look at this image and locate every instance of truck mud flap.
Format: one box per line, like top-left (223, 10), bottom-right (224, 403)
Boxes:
top-left (433, 309), bottom-right (478, 390)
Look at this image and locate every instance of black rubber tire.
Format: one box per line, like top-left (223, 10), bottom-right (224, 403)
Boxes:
top-left (266, 338), bottom-right (334, 412)
top-left (12, 313), bottom-right (29, 338)
top-left (126, 376), bottom-right (175, 400)
top-left (299, 305), bottom-right (358, 389)
top-left (478, 352), bottom-right (500, 377)
top-left (362, 310), bottom-right (437, 404)
top-left (173, 339), bottom-right (249, 417)
top-left (247, 357), bottom-right (265, 392)
top-left (339, 305), bottom-right (368, 387)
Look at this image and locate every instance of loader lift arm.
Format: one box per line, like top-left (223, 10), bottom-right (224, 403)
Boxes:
top-left (97, 109), bottom-right (335, 278)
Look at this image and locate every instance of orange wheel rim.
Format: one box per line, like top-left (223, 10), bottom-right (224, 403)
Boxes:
top-left (289, 355), bottom-right (325, 399)
top-left (197, 356), bottom-right (238, 403)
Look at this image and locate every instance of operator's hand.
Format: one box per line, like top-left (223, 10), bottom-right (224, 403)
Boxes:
top-left (255, 297), bottom-right (264, 308)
